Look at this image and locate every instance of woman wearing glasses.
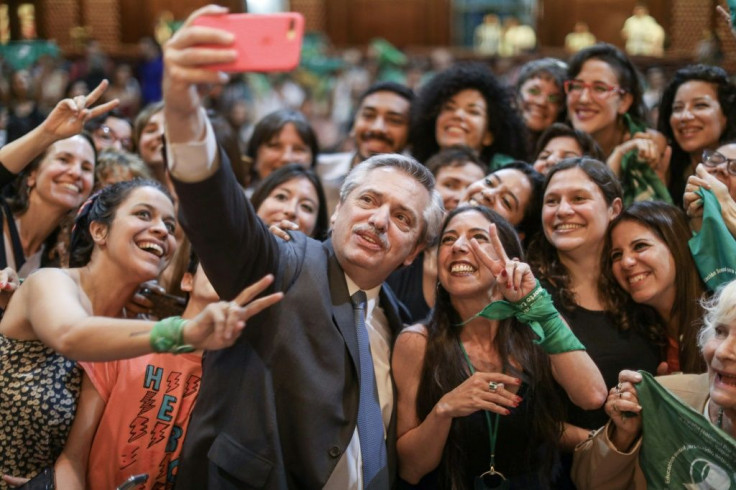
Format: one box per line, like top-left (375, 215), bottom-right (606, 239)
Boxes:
top-left (684, 143), bottom-right (736, 237)
top-left (515, 58), bottom-right (568, 155)
top-left (565, 43), bottom-right (670, 205)
top-left (659, 65), bottom-right (736, 207)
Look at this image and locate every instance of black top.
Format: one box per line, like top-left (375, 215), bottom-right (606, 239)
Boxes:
top-left (386, 252), bottom-right (431, 324)
top-left (544, 282), bottom-right (660, 429)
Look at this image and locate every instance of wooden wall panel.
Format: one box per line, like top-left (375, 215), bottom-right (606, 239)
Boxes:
top-left (325, 0), bottom-right (450, 47)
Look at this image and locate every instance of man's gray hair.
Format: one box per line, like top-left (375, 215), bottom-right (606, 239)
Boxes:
top-left (340, 153), bottom-right (444, 246)
top-left (698, 279), bottom-right (736, 350)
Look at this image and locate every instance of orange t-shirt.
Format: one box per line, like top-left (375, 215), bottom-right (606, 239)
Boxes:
top-left (80, 353), bottom-right (202, 490)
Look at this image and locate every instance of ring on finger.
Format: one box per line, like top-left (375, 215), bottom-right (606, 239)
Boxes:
top-left (489, 381), bottom-right (499, 393)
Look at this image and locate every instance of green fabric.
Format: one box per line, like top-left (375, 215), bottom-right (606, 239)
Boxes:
top-left (0, 41), bottom-right (59, 70)
top-left (688, 188), bottom-right (736, 291)
top-left (487, 153), bottom-right (515, 172)
top-left (619, 114), bottom-right (672, 206)
top-left (150, 316), bottom-right (194, 354)
top-left (474, 281), bottom-right (585, 354)
top-left (636, 371), bottom-right (736, 488)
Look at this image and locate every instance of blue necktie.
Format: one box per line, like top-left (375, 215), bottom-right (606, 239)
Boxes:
top-left (350, 291), bottom-right (388, 485)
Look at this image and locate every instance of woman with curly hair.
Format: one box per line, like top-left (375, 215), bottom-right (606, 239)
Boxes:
top-left (410, 62), bottom-right (527, 169)
top-left (603, 200), bottom-right (707, 375)
top-left (657, 64), bottom-right (736, 206)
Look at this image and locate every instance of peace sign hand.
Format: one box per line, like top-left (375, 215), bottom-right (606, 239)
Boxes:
top-left (182, 274), bottom-right (283, 350)
top-left (40, 79), bottom-right (119, 139)
top-left (469, 223), bottom-right (537, 302)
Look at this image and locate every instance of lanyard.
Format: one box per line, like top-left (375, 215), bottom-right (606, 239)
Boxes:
top-left (458, 340), bottom-right (501, 475)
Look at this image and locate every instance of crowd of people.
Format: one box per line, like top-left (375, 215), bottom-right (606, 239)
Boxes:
top-left (1, 3), bottom-right (736, 489)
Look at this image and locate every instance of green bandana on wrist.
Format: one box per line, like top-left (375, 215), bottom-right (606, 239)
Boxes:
top-left (150, 316), bottom-right (195, 354)
top-left (460, 281), bottom-right (585, 354)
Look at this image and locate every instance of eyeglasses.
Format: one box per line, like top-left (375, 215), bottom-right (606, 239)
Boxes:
top-left (522, 86), bottom-right (563, 105)
top-left (563, 80), bottom-right (626, 101)
top-left (94, 125), bottom-right (133, 151)
top-left (702, 149), bottom-right (736, 176)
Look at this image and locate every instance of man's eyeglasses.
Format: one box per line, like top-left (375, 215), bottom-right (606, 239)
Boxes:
top-left (702, 149), bottom-right (736, 176)
top-left (563, 80), bottom-right (626, 101)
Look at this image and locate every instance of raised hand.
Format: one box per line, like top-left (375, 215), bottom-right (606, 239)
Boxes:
top-left (182, 273), bottom-right (283, 350)
top-left (40, 79), bottom-right (119, 139)
top-left (163, 4), bottom-right (236, 125)
top-left (684, 164), bottom-right (733, 233)
top-left (469, 223), bottom-right (537, 301)
top-left (435, 371), bottom-right (522, 418)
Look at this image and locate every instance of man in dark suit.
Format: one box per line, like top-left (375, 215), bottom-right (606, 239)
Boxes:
top-left (162, 6), bottom-right (445, 488)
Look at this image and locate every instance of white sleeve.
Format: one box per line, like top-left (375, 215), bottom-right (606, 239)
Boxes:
top-left (164, 107), bottom-right (220, 183)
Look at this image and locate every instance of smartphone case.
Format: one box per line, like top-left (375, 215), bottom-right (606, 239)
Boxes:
top-left (192, 13), bottom-right (304, 73)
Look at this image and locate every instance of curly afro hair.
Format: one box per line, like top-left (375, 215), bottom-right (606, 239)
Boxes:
top-left (409, 62), bottom-right (528, 165)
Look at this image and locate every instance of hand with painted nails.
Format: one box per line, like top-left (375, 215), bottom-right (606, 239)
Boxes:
top-left (469, 223), bottom-right (537, 302)
top-left (0, 267), bottom-right (19, 310)
top-left (435, 371), bottom-right (522, 419)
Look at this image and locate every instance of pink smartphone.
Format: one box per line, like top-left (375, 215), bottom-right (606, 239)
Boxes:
top-left (192, 13), bottom-right (304, 73)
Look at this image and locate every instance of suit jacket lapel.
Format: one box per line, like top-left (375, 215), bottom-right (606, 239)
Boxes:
top-left (326, 240), bottom-right (360, 377)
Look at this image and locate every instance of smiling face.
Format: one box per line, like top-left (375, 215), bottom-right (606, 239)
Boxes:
top-left (331, 166), bottom-right (428, 289)
top-left (435, 89), bottom-right (493, 152)
top-left (351, 91), bottom-right (411, 161)
top-left (255, 123), bottom-right (313, 180)
top-left (29, 135), bottom-right (95, 211)
top-left (435, 162), bottom-right (486, 212)
top-left (519, 76), bottom-right (564, 132)
top-left (703, 319), bottom-right (736, 412)
top-left (567, 59), bottom-right (632, 138)
top-left (533, 136), bottom-right (584, 174)
top-left (99, 186), bottom-right (177, 281)
top-left (670, 80), bottom-right (727, 156)
top-left (610, 220), bottom-right (676, 318)
top-left (138, 110), bottom-right (165, 167)
top-left (542, 167), bottom-right (621, 256)
top-left (462, 168), bottom-right (532, 226)
top-left (438, 209), bottom-right (498, 308)
top-left (256, 176), bottom-right (320, 236)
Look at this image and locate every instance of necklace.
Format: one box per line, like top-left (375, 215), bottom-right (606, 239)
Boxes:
top-left (717, 407), bottom-right (724, 429)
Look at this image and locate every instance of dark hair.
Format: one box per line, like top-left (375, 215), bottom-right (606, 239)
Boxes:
top-left (657, 64), bottom-right (736, 205)
top-left (8, 132), bottom-right (98, 215)
top-left (356, 80), bottom-right (415, 109)
top-left (602, 201), bottom-right (706, 372)
top-left (534, 123), bottom-right (605, 162)
top-left (500, 161), bottom-right (545, 244)
top-left (250, 164), bottom-right (329, 240)
top-left (245, 109), bottom-right (319, 185)
top-left (425, 145), bottom-right (487, 177)
top-left (529, 157), bottom-right (622, 311)
top-left (417, 205), bottom-right (562, 487)
top-left (410, 62), bottom-right (528, 165)
top-left (516, 58), bottom-right (569, 126)
top-left (69, 179), bottom-right (172, 267)
top-left (132, 101), bottom-right (164, 153)
top-left (85, 108), bottom-right (132, 133)
top-left (567, 43), bottom-right (645, 124)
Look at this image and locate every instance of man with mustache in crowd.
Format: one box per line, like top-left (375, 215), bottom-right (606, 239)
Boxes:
top-left (318, 81), bottom-right (414, 215)
top-left (161, 5), bottom-right (444, 488)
